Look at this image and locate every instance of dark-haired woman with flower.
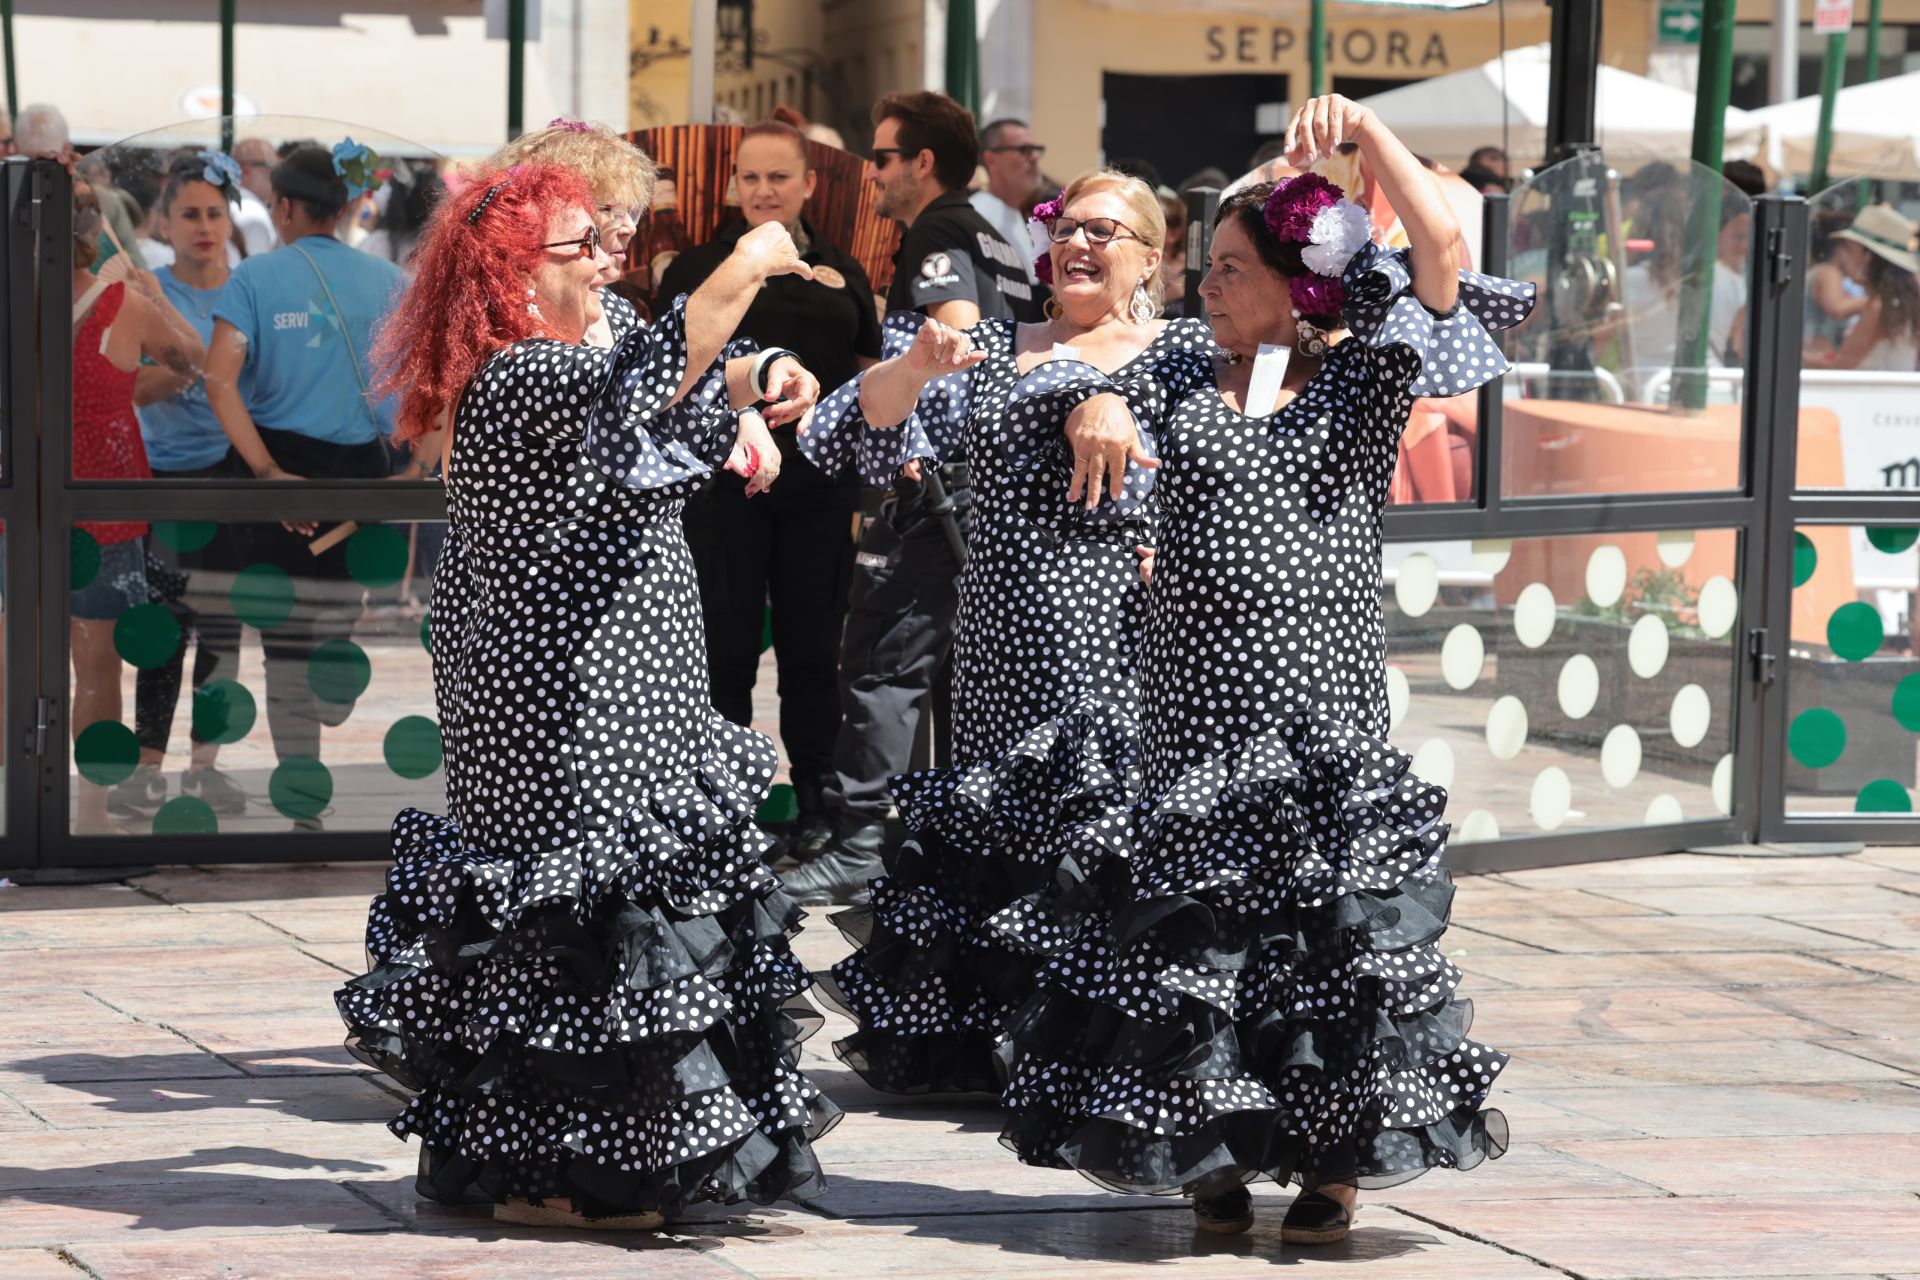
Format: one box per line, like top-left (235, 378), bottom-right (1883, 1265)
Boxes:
top-left (334, 162), bottom-right (838, 1229)
top-left (999, 96), bottom-right (1534, 1243)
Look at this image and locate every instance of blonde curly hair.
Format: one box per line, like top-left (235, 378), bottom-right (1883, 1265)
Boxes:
top-left (485, 121), bottom-right (656, 212)
top-left (1054, 168), bottom-right (1168, 312)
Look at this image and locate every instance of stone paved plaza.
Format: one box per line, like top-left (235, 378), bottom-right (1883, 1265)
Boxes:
top-left (2, 847), bottom-right (1919, 1278)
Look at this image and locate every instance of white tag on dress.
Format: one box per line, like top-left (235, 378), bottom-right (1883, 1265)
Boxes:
top-left (1243, 343), bottom-right (1291, 417)
top-left (1051, 342), bottom-right (1082, 362)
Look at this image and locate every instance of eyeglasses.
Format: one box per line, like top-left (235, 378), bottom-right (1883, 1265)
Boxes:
top-left (1046, 216), bottom-right (1146, 246)
top-left (987, 144), bottom-right (1046, 158)
top-left (870, 147), bottom-right (914, 169)
top-left (597, 202), bottom-right (643, 226)
top-left (542, 223), bottom-right (604, 259)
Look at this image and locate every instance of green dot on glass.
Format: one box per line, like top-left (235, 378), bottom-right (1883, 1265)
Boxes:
top-left (1894, 673), bottom-right (1920, 734)
top-left (152, 795), bottom-right (219, 835)
top-left (1865, 526), bottom-right (1920, 555)
top-left (1791, 531), bottom-right (1817, 588)
top-left (231, 563), bottom-right (295, 630)
top-left (70, 528), bottom-right (101, 590)
top-left (1855, 779), bottom-right (1914, 813)
top-left (421, 612), bottom-right (432, 655)
top-left (347, 524), bottom-right (409, 590)
top-left (269, 755), bottom-right (333, 821)
top-left (308, 638), bottom-right (372, 704)
top-left (384, 716), bottom-right (443, 779)
top-left (74, 720), bottom-right (140, 787)
top-left (1826, 602), bottom-right (1883, 662)
top-left (153, 520), bottom-right (218, 553)
top-left (192, 679), bottom-right (257, 746)
top-left (1787, 707), bottom-right (1847, 770)
top-left (756, 782), bottom-right (797, 824)
top-left (113, 603), bottom-right (181, 670)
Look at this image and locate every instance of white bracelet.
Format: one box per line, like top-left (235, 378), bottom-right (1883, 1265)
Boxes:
top-left (748, 347), bottom-right (798, 400)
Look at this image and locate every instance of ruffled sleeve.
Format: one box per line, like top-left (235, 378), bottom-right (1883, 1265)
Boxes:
top-left (1337, 241), bottom-right (1537, 399)
top-left (796, 311), bottom-right (975, 486)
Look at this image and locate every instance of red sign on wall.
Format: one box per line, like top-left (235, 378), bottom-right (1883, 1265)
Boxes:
top-left (1814, 0), bottom-right (1854, 36)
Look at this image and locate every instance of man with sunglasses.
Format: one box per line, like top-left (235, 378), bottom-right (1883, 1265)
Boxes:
top-left (971, 119), bottom-right (1046, 286)
top-left (782, 90), bottom-right (1040, 906)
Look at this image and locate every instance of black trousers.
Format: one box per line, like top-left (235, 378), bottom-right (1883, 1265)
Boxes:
top-left (134, 461), bottom-right (245, 753)
top-left (684, 458), bottom-right (857, 795)
top-left (821, 475), bottom-right (967, 824)
top-left (223, 427), bottom-right (391, 764)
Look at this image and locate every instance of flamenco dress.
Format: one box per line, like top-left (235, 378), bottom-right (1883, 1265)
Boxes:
top-left (996, 243), bottom-right (1536, 1197)
top-left (335, 299), bottom-right (840, 1216)
top-left (798, 313), bottom-right (1214, 1095)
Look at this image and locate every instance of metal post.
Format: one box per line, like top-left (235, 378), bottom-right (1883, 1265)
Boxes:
top-left (1474, 192), bottom-right (1509, 509)
top-left (1770, 0), bottom-right (1798, 103)
top-left (1672, 0), bottom-right (1736, 412)
top-left (1, 0), bottom-right (17, 123)
top-left (507, 0), bottom-right (526, 141)
top-left (1809, 30), bottom-right (1845, 193)
top-left (1864, 0), bottom-right (1884, 82)
top-left (220, 0), bottom-right (236, 154)
top-left (1544, 0), bottom-right (1601, 164)
top-left (1310, 0), bottom-right (1327, 98)
top-left (1182, 186), bottom-right (1220, 316)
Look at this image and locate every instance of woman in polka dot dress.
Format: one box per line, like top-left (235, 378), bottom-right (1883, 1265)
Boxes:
top-left (995, 98), bottom-right (1536, 1242)
top-left (796, 170), bottom-right (1215, 1096)
top-left (335, 164), bottom-right (838, 1229)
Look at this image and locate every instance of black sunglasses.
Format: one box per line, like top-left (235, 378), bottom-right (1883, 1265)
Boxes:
top-left (1046, 216), bottom-right (1146, 246)
top-left (870, 147), bottom-right (917, 168)
top-left (542, 223), bottom-right (603, 259)
top-left (986, 144), bottom-right (1046, 158)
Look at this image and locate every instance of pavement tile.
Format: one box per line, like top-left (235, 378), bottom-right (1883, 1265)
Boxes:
top-left (1774, 912), bottom-right (1920, 950)
top-left (295, 942), bottom-right (369, 976)
top-left (0, 1123), bottom-right (414, 1193)
top-left (1811, 950), bottom-right (1920, 982)
top-left (87, 980), bottom-right (349, 1021)
top-left (3, 945), bottom-right (346, 989)
top-left (69, 1230), bottom-right (742, 1280)
top-left (1439, 925), bottom-right (1554, 956)
top-left (0, 1247), bottom-right (92, 1279)
top-left (0, 1092), bottom-right (45, 1132)
top-left (0, 1022), bottom-right (244, 1085)
top-left (0, 884), bottom-right (161, 913)
top-left (1500, 853), bottom-right (1896, 889)
top-left (1548, 1133), bottom-right (1920, 1195)
top-left (1455, 950), bottom-right (1872, 989)
top-left (1458, 913), bottom-right (1881, 954)
top-left (0, 910), bottom-right (289, 951)
top-left (1511, 1037), bottom-right (1910, 1087)
top-left (1590, 882), bottom-right (1920, 918)
top-left (1741, 983), bottom-right (1920, 1038)
top-left (1817, 1038), bottom-right (1920, 1073)
top-left (3, 992), bottom-right (141, 1033)
top-left (0, 1177), bottom-right (393, 1247)
top-left (1853, 848), bottom-right (1920, 875)
top-left (1376, 1141), bottom-right (1666, 1203)
top-left (1477, 1088), bottom-right (1649, 1141)
top-left (243, 908), bottom-right (371, 944)
top-left (150, 1016), bottom-right (363, 1076)
top-left (137, 865), bottom-right (391, 912)
top-left (1450, 882), bottom-right (1657, 919)
top-left (1414, 1194), bottom-right (1920, 1278)
top-left (1514, 1081), bottom-right (1920, 1138)
top-left (1469, 987), bottom-right (1834, 1046)
top-left (0, 1073), bottom-right (401, 1130)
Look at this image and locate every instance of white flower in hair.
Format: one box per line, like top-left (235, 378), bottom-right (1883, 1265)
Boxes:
top-left (1300, 201), bottom-right (1372, 278)
top-left (1027, 218), bottom-right (1052, 260)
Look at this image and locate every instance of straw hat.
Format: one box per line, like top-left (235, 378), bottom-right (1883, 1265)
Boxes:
top-left (1834, 204), bottom-right (1919, 273)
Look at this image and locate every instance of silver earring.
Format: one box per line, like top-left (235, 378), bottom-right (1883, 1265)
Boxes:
top-left (1293, 307), bottom-right (1328, 358)
top-left (1129, 280), bottom-right (1155, 324)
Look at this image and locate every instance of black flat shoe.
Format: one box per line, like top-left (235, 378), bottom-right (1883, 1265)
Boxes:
top-left (1281, 1190), bottom-right (1355, 1245)
top-left (1192, 1186), bottom-right (1254, 1235)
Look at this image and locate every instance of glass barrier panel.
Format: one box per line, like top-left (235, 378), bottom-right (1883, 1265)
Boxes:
top-left (1499, 153), bottom-right (1751, 498)
top-left (1782, 522), bottom-right (1920, 817)
top-left (1793, 178), bottom-right (1920, 493)
top-left (67, 517), bottom-right (445, 835)
top-left (1384, 529), bottom-right (1742, 839)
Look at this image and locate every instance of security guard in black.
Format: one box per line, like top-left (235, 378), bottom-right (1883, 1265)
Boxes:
top-left (886, 190), bottom-right (1042, 322)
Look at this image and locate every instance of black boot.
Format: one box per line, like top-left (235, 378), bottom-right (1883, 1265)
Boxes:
top-left (779, 817), bottom-right (886, 906)
top-left (786, 773), bottom-right (836, 868)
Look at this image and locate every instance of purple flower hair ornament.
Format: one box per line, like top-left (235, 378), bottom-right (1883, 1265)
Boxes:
top-left (1027, 195), bottom-right (1064, 284)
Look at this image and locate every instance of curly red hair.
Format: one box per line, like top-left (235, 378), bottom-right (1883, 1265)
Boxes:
top-left (374, 163), bottom-right (594, 442)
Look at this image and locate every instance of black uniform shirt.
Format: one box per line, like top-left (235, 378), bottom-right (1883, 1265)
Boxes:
top-left (886, 191), bottom-right (1042, 323)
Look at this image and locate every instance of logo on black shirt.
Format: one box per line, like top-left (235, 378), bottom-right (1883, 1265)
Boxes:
top-left (919, 252), bottom-right (959, 286)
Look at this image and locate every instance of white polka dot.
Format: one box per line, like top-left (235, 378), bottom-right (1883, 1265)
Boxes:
top-left (1656, 531), bottom-right (1695, 567)
top-left (1456, 809), bottom-right (1501, 843)
top-left (1441, 624), bottom-right (1486, 690)
top-left (1386, 665), bottom-right (1410, 733)
top-left (1530, 767), bottom-right (1572, 830)
top-left (1644, 793), bottom-right (1685, 824)
top-left (1669, 684), bottom-right (1712, 748)
top-left (1558, 654), bottom-right (1600, 720)
top-left (1395, 552), bottom-right (1440, 618)
top-left (1601, 724), bottom-right (1643, 788)
top-left (1512, 582), bottom-right (1556, 649)
top-left (1586, 545), bottom-right (1627, 608)
top-left (1471, 539), bottom-right (1512, 575)
top-left (1412, 738), bottom-right (1456, 790)
top-left (1628, 614), bottom-right (1670, 678)
top-left (1485, 695), bottom-right (1529, 760)
top-left (1712, 753), bottom-right (1735, 815)
top-left (1697, 575), bottom-right (1738, 639)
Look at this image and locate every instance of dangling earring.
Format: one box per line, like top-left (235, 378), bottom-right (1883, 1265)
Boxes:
top-left (1293, 308), bottom-right (1328, 358)
top-left (1043, 295), bottom-right (1064, 321)
top-left (526, 285), bottom-right (543, 321)
top-left (1129, 279), bottom-right (1155, 324)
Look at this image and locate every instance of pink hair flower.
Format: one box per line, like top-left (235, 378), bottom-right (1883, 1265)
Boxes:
top-left (1290, 272), bottom-right (1346, 318)
top-left (1263, 172), bottom-right (1344, 242)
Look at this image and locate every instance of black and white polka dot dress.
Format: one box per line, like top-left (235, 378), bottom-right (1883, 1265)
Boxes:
top-left (802, 315), bottom-right (1215, 1095)
top-left (337, 298), bottom-right (841, 1216)
top-left (997, 244), bottom-right (1535, 1196)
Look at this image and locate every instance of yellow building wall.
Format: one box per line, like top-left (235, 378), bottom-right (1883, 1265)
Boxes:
top-left (630, 0), bottom-right (696, 130)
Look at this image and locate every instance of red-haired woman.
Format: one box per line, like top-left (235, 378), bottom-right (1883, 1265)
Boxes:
top-left (335, 162), bottom-right (838, 1229)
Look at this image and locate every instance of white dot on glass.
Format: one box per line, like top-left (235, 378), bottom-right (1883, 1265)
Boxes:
top-left (1456, 809), bottom-right (1501, 844)
top-left (1441, 624), bottom-right (1486, 690)
top-left (1601, 724), bottom-right (1643, 788)
top-left (1644, 793), bottom-right (1685, 825)
top-left (1697, 575), bottom-right (1738, 639)
top-left (1513, 582), bottom-right (1557, 649)
top-left (1586, 545), bottom-right (1628, 608)
top-left (1628, 614), bottom-right (1671, 678)
top-left (1530, 767), bottom-right (1572, 831)
top-left (1486, 695), bottom-right (1529, 761)
top-left (1558, 654), bottom-right (1600, 720)
top-left (1656, 531), bottom-right (1695, 568)
top-left (1395, 552), bottom-right (1440, 619)
top-left (1712, 753), bottom-right (1734, 815)
top-left (1669, 684), bottom-right (1712, 748)
top-left (1386, 665), bottom-right (1410, 734)
top-left (1471, 539), bottom-right (1512, 576)
top-left (1412, 738), bottom-right (1456, 790)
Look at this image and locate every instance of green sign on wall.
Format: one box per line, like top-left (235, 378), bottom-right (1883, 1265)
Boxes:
top-left (1658, 0), bottom-right (1704, 45)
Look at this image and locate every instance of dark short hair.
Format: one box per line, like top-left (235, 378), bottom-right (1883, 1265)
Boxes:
top-left (271, 145), bottom-right (348, 222)
top-left (1213, 182), bottom-right (1342, 327)
top-left (160, 152), bottom-right (240, 216)
top-left (1467, 145), bottom-right (1508, 169)
top-left (872, 91), bottom-right (978, 191)
top-left (979, 117), bottom-right (1028, 149)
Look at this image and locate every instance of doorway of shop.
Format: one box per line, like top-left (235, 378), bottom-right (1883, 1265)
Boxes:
top-left (1101, 72), bottom-right (1288, 189)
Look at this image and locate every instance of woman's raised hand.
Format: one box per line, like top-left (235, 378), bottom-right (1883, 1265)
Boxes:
top-left (760, 355), bottom-right (820, 432)
top-left (1285, 94), bottom-right (1375, 167)
top-left (904, 320), bottom-right (990, 380)
top-left (733, 221), bottom-right (815, 283)
top-left (1065, 391), bottom-right (1157, 510)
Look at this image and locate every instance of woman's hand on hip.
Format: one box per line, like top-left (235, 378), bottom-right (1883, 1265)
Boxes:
top-left (1065, 391), bottom-right (1156, 510)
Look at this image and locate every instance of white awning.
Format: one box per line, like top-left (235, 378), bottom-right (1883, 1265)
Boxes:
top-left (1748, 71), bottom-right (1920, 182)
